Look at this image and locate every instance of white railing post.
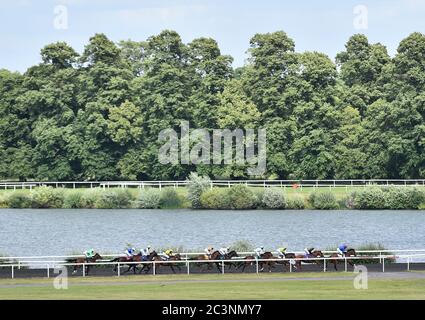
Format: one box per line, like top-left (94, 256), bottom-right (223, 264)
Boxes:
top-left (382, 257), bottom-right (385, 273)
top-left (47, 264), bottom-right (50, 278)
top-left (323, 259), bottom-right (326, 272)
top-left (117, 263), bottom-right (120, 277)
top-left (407, 256), bottom-right (410, 271)
top-left (187, 261), bottom-right (190, 275)
top-left (153, 261), bottom-right (156, 275)
top-left (11, 265), bottom-right (14, 279)
top-left (83, 263), bottom-right (85, 277)
top-left (344, 257), bottom-right (347, 272)
top-left (221, 261), bottom-right (225, 275)
top-left (256, 259), bottom-right (259, 274)
top-left (289, 261), bottom-right (292, 273)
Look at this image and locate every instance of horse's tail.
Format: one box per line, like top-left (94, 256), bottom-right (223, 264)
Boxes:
top-left (109, 257), bottom-right (120, 263)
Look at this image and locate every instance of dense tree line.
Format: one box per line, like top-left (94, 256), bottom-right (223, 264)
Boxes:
top-left (0, 30), bottom-right (424, 181)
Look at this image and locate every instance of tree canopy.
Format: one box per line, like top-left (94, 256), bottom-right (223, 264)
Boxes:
top-left (0, 30), bottom-right (424, 181)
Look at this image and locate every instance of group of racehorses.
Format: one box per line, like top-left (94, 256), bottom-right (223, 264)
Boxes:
top-left (69, 248), bottom-right (358, 276)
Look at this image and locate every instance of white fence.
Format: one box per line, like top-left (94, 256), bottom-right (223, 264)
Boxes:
top-left (1, 179), bottom-right (425, 190)
top-left (1, 253), bottom-right (425, 279)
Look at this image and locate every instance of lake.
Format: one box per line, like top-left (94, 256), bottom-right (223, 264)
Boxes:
top-left (0, 209), bottom-right (424, 256)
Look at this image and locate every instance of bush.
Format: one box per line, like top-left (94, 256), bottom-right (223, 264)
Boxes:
top-left (200, 188), bottom-right (229, 209)
top-left (138, 189), bottom-right (161, 209)
top-left (229, 240), bottom-right (254, 252)
top-left (251, 188), bottom-right (265, 208)
top-left (186, 172), bottom-right (211, 209)
top-left (79, 190), bottom-right (101, 209)
top-left (30, 186), bottom-right (64, 208)
top-left (226, 185), bottom-right (256, 210)
top-left (350, 187), bottom-right (425, 210)
top-left (383, 187), bottom-right (424, 209)
top-left (308, 191), bottom-right (339, 210)
top-left (63, 192), bottom-right (85, 209)
top-left (286, 195), bottom-right (306, 209)
top-left (159, 188), bottom-right (182, 208)
top-left (5, 192), bottom-right (32, 208)
top-left (261, 188), bottom-right (286, 209)
top-left (94, 189), bottom-right (133, 209)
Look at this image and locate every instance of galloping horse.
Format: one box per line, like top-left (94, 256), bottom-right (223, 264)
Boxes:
top-left (147, 254), bottom-right (183, 274)
top-left (276, 252), bottom-right (297, 271)
top-left (327, 248), bottom-right (357, 271)
top-left (193, 250), bottom-right (222, 273)
top-left (293, 250), bottom-right (324, 271)
top-left (240, 252), bottom-right (275, 272)
top-left (110, 253), bottom-right (141, 274)
top-left (70, 253), bottom-right (103, 276)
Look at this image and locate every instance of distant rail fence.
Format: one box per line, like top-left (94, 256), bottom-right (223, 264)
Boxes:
top-left (1, 179), bottom-right (425, 190)
top-left (1, 252), bottom-right (425, 279)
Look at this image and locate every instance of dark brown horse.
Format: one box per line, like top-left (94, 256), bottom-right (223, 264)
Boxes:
top-left (70, 253), bottom-right (103, 276)
top-left (240, 252), bottom-right (275, 272)
top-left (276, 252), bottom-right (297, 271)
top-left (146, 254), bottom-right (183, 274)
top-left (192, 250), bottom-right (223, 273)
top-left (293, 250), bottom-right (324, 271)
top-left (327, 249), bottom-right (357, 271)
top-left (111, 252), bottom-right (155, 274)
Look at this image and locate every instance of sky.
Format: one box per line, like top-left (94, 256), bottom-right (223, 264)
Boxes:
top-left (0, 0), bottom-right (424, 72)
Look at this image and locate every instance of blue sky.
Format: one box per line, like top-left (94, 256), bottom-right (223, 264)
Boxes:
top-left (1, 0), bottom-right (424, 72)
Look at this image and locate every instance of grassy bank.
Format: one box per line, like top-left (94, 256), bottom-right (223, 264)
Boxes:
top-left (0, 185), bottom-right (424, 210)
top-left (0, 273), bottom-right (424, 299)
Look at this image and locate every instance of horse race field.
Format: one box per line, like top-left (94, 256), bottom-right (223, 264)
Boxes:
top-left (0, 272), bottom-right (424, 300)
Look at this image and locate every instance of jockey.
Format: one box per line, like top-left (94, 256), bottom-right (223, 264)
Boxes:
top-left (276, 247), bottom-right (287, 259)
top-left (125, 247), bottom-right (136, 260)
top-left (304, 247), bottom-right (315, 258)
top-left (337, 244), bottom-right (348, 257)
top-left (254, 246), bottom-right (265, 258)
top-left (84, 249), bottom-right (95, 261)
top-left (162, 249), bottom-right (174, 260)
top-left (218, 247), bottom-right (229, 259)
top-left (205, 246), bottom-right (214, 259)
top-left (140, 245), bottom-right (153, 260)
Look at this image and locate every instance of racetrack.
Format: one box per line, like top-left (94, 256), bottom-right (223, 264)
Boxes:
top-left (1, 262), bottom-right (424, 279)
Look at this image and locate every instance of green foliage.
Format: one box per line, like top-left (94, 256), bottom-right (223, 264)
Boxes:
top-left (94, 189), bottom-right (133, 209)
top-left (308, 191), bottom-right (339, 210)
top-left (200, 188), bottom-right (229, 210)
top-left (0, 31), bottom-right (424, 181)
top-left (286, 195), bottom-right (306, 209)
top-left (5, 192), bottom-right (32, 208)
top-left (229, 240), bottom-right (254, 252)
top-left (187, 172), bottom-right (212, 209)
top-left (63, 192), bottom-right (85, 209)
top-left (160, 188), bottom-right (183, 209)
top-left (350, 187), bottom-right (425, 209)
top-left (226, 185), bottom-right (256, 210)
top-left (261, 188), bottom-right (286, 209)
top-left (138, 189), bottom-right (161, 209)
top-left (30, 186), bottom-right (64, 209)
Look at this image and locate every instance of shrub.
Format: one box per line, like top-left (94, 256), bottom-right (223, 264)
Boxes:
top-left (227, 185), bottom-right (256, 210)
top-left (383, 187), bottom-right (425, 209)
top-left (63, 192), bottom-right (85, 209)
top-left (308, 191), bottom-right (339, 210)
top-left (138, 189), bottom-right (161, 209)
top-left (229, 240), bottom-right (254, 252)
top-left (94, 189), bottom-right (133, 209)
top-left (350, 187), bottom-right (425, 210)
top-left (251, 188), bottom-right (265, 208)
top-left (286, 195), bottom-right (306, 209)
top-left (0, 195), bottom-right (6, 208)
top-left (186, 172), bottom-right (211, 209)
top-left (79, 190), bottom-right (101, 209)
top-left (200, 188), bottom-right (229, 209)
top-left (5, 192), bottom-right (32, 208)
top-left (30, 186), bottom-right (64, 208)
top-left (350, 187), bottom-right (386, 209)
top-left (160, 188), bottom-right (183, 209)
top-left (261, 188), bottom-right (286, 209)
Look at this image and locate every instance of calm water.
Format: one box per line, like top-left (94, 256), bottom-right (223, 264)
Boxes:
top-left (0, 209), bottom-right (424, 256)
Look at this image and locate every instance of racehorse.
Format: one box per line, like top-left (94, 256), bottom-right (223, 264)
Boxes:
top-left (327, 248), bottom-right (357, 271)
top-left (293, 250), bottom-right (325, 271)
top-left (192, 250), bottom-right (222, 273)
top-left (110, 253), bottom-right (142, 274)
top-left (239, 252), bottom-right (275, 273)
top-left (146, 254), bottom-right (183, 274)
top-left (275, 252), bottom-right (297, 271)
top-left (70, 253), bottom-right (103, 276)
